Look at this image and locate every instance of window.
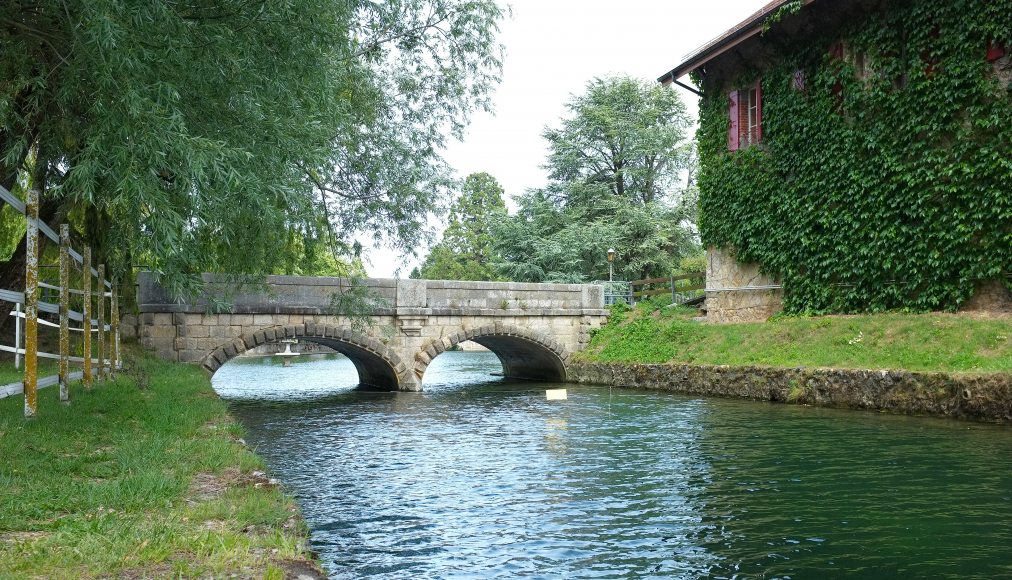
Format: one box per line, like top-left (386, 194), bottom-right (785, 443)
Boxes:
top-left (745, 87), bottom-right (760, 146)
top-left (727, 79), bottom-right (762, 151)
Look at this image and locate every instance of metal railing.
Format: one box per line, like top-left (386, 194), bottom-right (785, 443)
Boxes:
top-left (0, 186), bottom-right (120, 417)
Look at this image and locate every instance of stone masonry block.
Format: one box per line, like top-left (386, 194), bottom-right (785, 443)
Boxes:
top-left (231, 314), bottom-right (254, 326)
top-left (397, 279), bottom-right (427, 308)
top-left (211, 347), bottom-right (228, 364)
top-left (415, 350), bottom-right (431, 364)
top-left (149, 325), bottom-right (176, 339)
top-left (425, 344), bottom-right (438, 359)
top-left (203, 356), bottom-right (221, 373)
top-left (188, 325), bottom-right (210, 338)
top-left (209, 325), bottom-right (232, 339)
top-left (253, 314), bottom-right (274, 326)
top-left (179, 349), bottom-right (205, 363)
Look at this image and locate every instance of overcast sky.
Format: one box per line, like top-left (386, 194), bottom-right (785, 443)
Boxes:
top-left (365, 0), bottom-right (769, 277)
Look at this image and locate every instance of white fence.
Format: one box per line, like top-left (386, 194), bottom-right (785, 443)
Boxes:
top-left (0, 186), bottom-right (120, 417)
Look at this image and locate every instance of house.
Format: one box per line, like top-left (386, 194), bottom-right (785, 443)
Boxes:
top-left (660, 0), bottom-right (1012, 321)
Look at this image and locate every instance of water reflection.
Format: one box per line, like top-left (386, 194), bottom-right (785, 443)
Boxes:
top-left (213, 351), bottom-right (1012, 579)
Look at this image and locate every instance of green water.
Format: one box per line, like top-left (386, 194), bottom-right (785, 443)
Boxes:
top-left (214, 352), bottom-right (1012, 579)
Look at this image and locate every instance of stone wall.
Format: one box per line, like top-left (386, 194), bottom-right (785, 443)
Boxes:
top-left (705, 246), bottom-right (783, 323)
top-left (568, 362), bottom-right (1012, 424)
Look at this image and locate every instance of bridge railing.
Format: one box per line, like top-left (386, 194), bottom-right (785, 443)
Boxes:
top-left (0, 186), bottom-right (121, 417)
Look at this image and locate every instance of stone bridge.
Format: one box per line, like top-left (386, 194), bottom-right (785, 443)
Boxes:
top-left (136, 273), bottom-right (609, 391)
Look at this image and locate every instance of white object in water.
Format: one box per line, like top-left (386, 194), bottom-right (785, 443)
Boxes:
top-left (274, 341), bottom-right (301, 367)
top-left (546, 389), bottom-right (567, 401)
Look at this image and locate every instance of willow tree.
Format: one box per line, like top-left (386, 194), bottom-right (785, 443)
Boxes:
top-left (0, 0), bottom-right (504, 297)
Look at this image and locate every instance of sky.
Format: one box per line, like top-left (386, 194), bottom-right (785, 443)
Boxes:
top-left (364, 0), bottom-right (770, 278)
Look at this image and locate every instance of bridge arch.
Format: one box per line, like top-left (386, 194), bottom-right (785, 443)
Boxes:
top-left (201, 323), bottom-right (408, 391)
top-left (415, 323), bottom-right (570, 383)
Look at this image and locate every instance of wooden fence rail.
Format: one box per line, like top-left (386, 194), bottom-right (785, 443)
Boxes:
top-left (0, 186), bottom-right (120, 417)
top-left (629, 272), bottom-right (705, 305)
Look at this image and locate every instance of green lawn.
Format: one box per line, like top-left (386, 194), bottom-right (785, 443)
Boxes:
top-left (0, 345), bottom-right (320, 578)
top-left (581, 301), bottom-right (1012, 373)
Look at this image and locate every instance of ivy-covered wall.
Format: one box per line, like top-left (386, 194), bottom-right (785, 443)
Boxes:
top-left (697, 0), bottom-right (1011, 313)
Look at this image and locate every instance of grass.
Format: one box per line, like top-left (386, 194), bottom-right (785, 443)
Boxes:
top-left (580, 300), bottom-right (1012, 373)
top-left (0, 344), bottom-right (320, 578)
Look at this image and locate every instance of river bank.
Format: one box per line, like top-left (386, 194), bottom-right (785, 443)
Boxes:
top-left (575, 303), bottom-right (1012, 422)
top-left (569, 362), bottom-right (1012, 423)
top-left (0, 345), bottom-right (323, 578)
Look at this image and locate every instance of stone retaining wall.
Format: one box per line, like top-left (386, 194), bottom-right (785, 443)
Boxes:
top-left (568, 362), bottom-right (1012, 423)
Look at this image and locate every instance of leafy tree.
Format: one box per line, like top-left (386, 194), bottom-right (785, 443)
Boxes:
top-left (494, 76), bottom-right (698, 282)
top-left (413, 172), bottom-right (507, 280)
top-left (542, 75), bottom-right (692, 208)
top-left (0, 0), bottom-right (504, 298)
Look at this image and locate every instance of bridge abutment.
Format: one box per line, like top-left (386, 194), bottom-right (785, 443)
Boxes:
top-left (136, 273), bottom-right (609, 391)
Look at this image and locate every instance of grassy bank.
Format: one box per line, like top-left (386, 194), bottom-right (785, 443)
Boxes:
top-left (581, 301), bottom-right (1011, 373)
top-left (0, 345), bottom-right (321, 578)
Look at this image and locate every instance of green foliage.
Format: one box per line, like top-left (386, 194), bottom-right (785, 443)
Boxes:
top-left (676, 252), bottom-right (708, 275)
top-left (582, 307), bottom-right (1012, 373)
top-left (0, 346), bottom-right (313, 576)
top-left (493, 76), bottom-right (699, 282)
top-left (414, 172), bottom-right (507, 281)
top-left (698, 0), bottom-right (1012, 313)
top-left (0, 0), bottom-right (504, 295)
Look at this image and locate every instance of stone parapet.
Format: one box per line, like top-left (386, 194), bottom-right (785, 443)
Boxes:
top-left (568, 362), bottom-right (1012, 424)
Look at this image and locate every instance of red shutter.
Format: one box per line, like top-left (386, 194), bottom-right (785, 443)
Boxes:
top-left (728, 90), bottom-right (740, 151)
top-left (987, 40), bottom-right (1006, 62)
top-left (755, 78), bottom-right (763, 144)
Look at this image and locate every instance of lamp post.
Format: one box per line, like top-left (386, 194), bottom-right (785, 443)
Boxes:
top-left (607, 248), bottom-right (615, 282)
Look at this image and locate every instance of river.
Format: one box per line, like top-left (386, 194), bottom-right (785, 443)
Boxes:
top-left (213, 351), bottom-right (1012, 579)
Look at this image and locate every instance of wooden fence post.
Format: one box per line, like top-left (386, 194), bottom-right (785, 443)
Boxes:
top-left (97, 264), bottom-right (105, 381)
top-left (110, 284), bottom-right (119, 377)
top-left (83, 247), bottom-right (92, 389)
top-left (59, 224), bottom-right (70, 403)
top-left (14, 302), bottom-right (20, 369)
top-left (23, 188), bottom-right (39, 418)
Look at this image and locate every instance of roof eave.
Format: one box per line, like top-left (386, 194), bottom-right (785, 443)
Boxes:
top-left (658, 0), bottom-right (818, 86)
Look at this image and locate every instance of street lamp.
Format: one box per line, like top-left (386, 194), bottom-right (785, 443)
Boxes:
top-left (607, 248), bottom-right (616, 282)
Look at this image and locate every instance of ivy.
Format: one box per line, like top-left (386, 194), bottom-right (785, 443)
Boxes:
top-left (697, 0), bottom-right (1012, 314)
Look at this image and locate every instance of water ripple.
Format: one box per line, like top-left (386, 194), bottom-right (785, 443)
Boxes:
top-left (215, 352), bottom-right (1012, 579)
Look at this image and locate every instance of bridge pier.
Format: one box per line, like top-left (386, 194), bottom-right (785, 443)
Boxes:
top-left (136, 274), bottom-right (609, 391)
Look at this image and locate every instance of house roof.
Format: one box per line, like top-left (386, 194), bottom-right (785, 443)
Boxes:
top-left (658, 0), bottom-right (816, 85)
